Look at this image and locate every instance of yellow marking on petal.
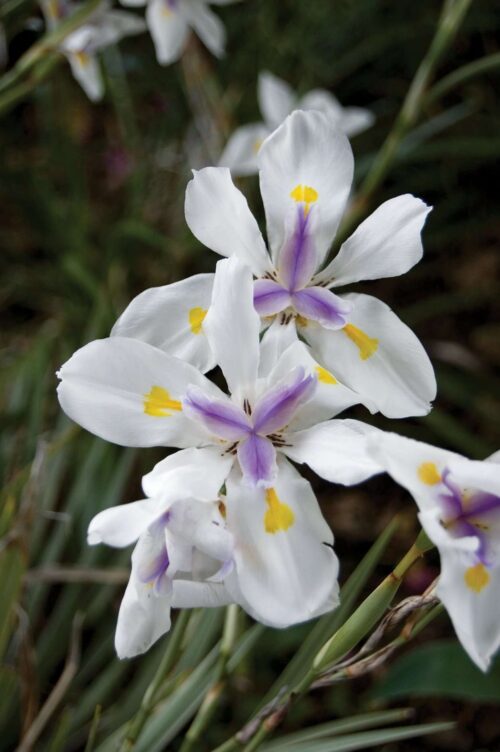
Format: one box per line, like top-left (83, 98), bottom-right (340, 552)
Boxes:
top-left (343, 323), bottom-right (379, 360)
top-left (316, 366), bottom-right (337, 385)
top-left (464, 563), bottom-right (490, 593)
top-left (418, 462), bottom-right (441, 486)
top-left (253, 139), bottom-right (263, 154)
top-left (296, 315), bottom-right (308, 328)
top-left (189, 307), bottom-right (207, 335)
top-left (264, 489), bottom-right (295, 534)
top-left (144, 386), bottom-right (182, 417)
top-left (75, 51), bottom-right (90, 67)
top-left (218, 501), bottom-right (227, 519)
top-left (290, 184), bottom-right (318, 215)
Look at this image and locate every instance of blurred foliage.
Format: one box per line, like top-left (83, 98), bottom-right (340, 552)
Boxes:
top-left (1, 0), bottom-right (500, 750)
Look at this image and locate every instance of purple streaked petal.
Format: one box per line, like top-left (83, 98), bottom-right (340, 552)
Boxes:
top-left (438, 492), bottom-right (463, 521)
top-left (237, 433), bottom-right (277, 487)
top-left (137, 546), bottom-right (170, 584)
top-left (183, 387), bottom-right (250, 441)
top-left (252, 367), bottom-right (317, 435)
top-left (278, 207), bottom-right (318, 292)
top-left (292, 287), bottom-right (351, 329)
top-left (253, 279), bottom-right (291, 316)
top-left (463, 491), bottom-right (500, 520)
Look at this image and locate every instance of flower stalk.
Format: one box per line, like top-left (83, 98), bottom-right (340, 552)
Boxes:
top-left (118, 609), bottom-right (192, 752)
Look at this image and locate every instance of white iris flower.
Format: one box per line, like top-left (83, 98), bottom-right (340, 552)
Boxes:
top-left (370, 433), bottom-right (500, 671)
top-left (114, 110), bottom-right (435, 418)
top-left (219, 70), bottom-right (375, 176)
top-left (40, 0), bottom-right (145, 101)
top-left (119, 0), bottom-right (238, 66)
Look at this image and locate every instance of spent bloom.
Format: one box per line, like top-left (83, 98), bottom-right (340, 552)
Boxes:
top-left (219, 70), bottom-right (375, 176)
top-left (40, 0), bottom-right (145, 101)
top-left (115, 109), bottom-right (435, 418)
top-left (119, 0), bottom-right (237, 66)
top-left (370, 433), bottom-right (500, 671)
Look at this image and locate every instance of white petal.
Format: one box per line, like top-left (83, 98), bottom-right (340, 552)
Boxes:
top-left (224, 458), bottom-right (339, 627)
top-left (283, 419), bottom-right (383, 485)
top-left (258, 318), bottom-right (299, 379)
top-left (264, 337), bottom-right (376, 428)
top-left (167, 499), bottom-right (233, 562)
top-left (367, 432), bottom-right (462, 513)
top-left (57, 337), bottom-right (210, 448)
top-left (337, 107), bottom-right (375, 137)
top-left (298, 88), bottom-right (343, 120)
top-left (181, 0), bottom-right (225, 58)
top-left (218, 123), bottom-right (270, 177)
top-left (142, 446), bottom-right (234, 501)
top-left (185, 167), bottom-right (272, 276)
top-left (437, 547), bottom-right (500, 671)
top-left (66, 52), bottom-right (104, 102)
top-left (111, 273), bottom-right (215, 373)
top-left (304, 293), bottom-right (436, 418)
top-left (88, 498), bottom-right (164, 548)
top-left (315, 195), bottom-right (432, 288)
top-left (146, 0), bottom-right (189, 65)
top-left (447, 456), bottom-right (500, 500)
top-left (257, 71), bottom-right (296, 128)
top-left (115, 533), bottom-right (172, 658)
top-left (93, 10), bottom-right (146, 45)
top-left (258, 110), bottom-right (354, 265)
top-left (488, 450), bottom-right (500, 464)
top-left (171, 580), bottom-right (235, 608)
top-left (203, 258), bottom-right (261, 404)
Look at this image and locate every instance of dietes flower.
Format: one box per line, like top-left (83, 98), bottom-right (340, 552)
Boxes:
top-left (219, 70), bottom-right (375, 176)
top-left (40, 0), bottom-right (145, 101)
top-left (370, 433), bottom-right (500, 671)
top-left (119, 0), bottom-right (238, 66)
top-left (185, 110), bottom-right (436, 418)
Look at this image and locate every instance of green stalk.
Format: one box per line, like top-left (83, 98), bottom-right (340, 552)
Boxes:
top-left (425, 51), bottom-right (500, 105)
top-left (179, 605), bottom-right (240, 752)
top-left (118, 610), bottom-right (191, 752)
top-left (211, 530), bottom-right (434, 752)
top-left (336, 0), bottom-right (473, 244)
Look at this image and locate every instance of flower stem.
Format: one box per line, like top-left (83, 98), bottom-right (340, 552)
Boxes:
top-left (179, 605), bottom-right (240, 752)
top-left (118, 609), bottom-right (191, 752)
top-left (336, 0), bottom-right (473, 244)
top-left (211, 530), bottom-right (434, 752)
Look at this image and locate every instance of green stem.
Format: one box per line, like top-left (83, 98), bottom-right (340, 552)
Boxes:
top-left (336, 0), bottom-right (473, 244)
top-left (425, 51), bottom-right (500, 105)
top-left (179, 605), bottom-right (239, 752)
top-left (118, 610), bottom-right (191, 752)
top-left (211, 530), bottom-right (434, 752)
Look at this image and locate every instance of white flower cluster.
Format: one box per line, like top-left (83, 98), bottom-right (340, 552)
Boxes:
top-left (57, 106), bottom-right (500, 670)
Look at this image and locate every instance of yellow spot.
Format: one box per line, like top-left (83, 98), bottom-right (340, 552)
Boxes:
top-left (75, 51), bottom-right (90, 67)
top-left (189, 307), bottom-right (207, 335)
top-left (343, 324), bottom-right (379, 360)
top-left (218, 501), bottom-right (227, 519)
top-left (464, 563), bottom-right (490, 593)
top-left (290, 184), bottom-right (318, 215)
top-left (316, 366), bottom-right (337, 385)
top-left (264, 489), bottom-right (295, 534)
top-left (296, 315), bottom-right (308, 328)
top-left (253, 139), bottom-right (263, 154)
top-left (418, 462), bottom-right (441, 486)
top-left (144, 386), bottom-right (182, 417)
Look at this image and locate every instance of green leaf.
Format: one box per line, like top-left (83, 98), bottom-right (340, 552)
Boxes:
top-left (0, 545), bottom-right (25, 661)
top-left (372, 640), bottom-right (500, 703)
top-left (263, 722), bottom-right (454, 752)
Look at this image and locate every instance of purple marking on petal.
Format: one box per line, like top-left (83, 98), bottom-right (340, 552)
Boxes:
top-left (463, 492), bottom-right (500, 520)
top-left (237, 433), bottom-right (277, 487)
top-left (292, 286), bottom-right (351, 329)
top-left (183, 387), bottom-right (251, 441)
top-left (252, 367), bottom-right (317, 435)
top-left (138, 546), bottom-right (170, 584)
top-left (253, 279), bottom-right (291, 316)
top-left (278, 207), bottom-right (317, 292)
